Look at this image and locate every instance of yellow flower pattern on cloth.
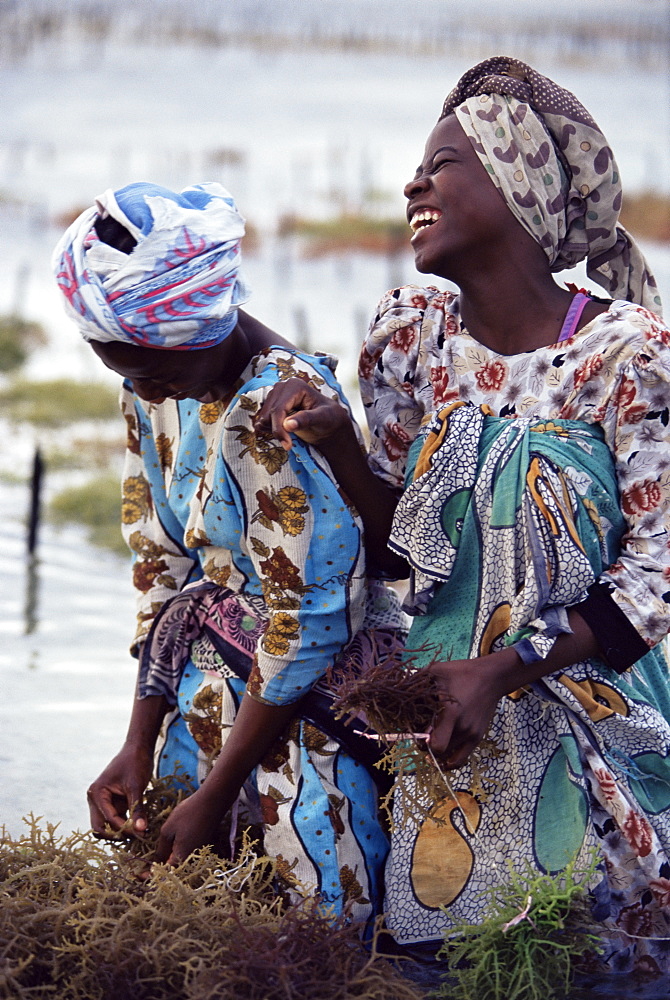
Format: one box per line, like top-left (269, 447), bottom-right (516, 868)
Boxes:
top-left (122, 473), bottom-right (153, 523)
top-left (120, 347), bottom-right (372, 706)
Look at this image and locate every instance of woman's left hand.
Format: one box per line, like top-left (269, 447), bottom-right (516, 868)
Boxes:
top-left (426, 652), bottom-right (517, 768)
top-left (153, 787), bottom-right (226, 866)
top-left (426, 610), bottom-right (604, 768)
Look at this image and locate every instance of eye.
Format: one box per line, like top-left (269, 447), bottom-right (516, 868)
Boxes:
top-left (431, 158), bottom-right (452, 173)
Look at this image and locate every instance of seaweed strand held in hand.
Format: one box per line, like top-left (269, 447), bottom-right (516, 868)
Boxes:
top-left (329, 638), bottom-right (503, 828)
top-left (330, 639), bottom-right (444, 739)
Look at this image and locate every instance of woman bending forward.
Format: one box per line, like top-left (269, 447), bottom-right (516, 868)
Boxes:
top-left (53, 181), bottom-right (407, 927)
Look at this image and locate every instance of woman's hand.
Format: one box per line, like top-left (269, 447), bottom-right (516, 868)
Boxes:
top-left (256, 376), bottom-right (404, 574)
top-left (426, 655), bottom-right (511, 768)
top-left (87, 690), bottom-right (168, 838)
top-left (87, 742), bottom-right (154, 837)
top-left (150, 695), bottom-right (299, 867)
top-left (254, 377), bottom-right (350, 451)
top-left (153, 786), bottom-right (225, 866)
top-left (426, 609), bottom-right (602, 767)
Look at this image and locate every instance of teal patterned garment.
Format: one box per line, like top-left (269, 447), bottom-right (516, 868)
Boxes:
top-left (384, 403), bottom-right (670, 974)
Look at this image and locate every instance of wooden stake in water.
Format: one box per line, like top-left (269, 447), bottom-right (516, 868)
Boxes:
top-left (27, 447), bottom-right (43, 555)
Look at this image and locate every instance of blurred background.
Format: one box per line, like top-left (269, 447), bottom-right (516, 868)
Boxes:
top-left (1, 0), bottom-right (669, 836)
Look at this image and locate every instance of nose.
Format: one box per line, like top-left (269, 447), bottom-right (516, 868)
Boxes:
top-left (404, 171), bottom-right (430, 202)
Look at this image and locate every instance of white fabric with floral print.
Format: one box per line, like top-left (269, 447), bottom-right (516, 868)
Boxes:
top-left (360, 286), bottom-right (670, 650)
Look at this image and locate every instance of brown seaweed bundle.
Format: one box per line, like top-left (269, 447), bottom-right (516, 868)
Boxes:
top-left (0, 810), bottom-right (427, 1000)
top-left (330, 639), bottom-right (501, 827)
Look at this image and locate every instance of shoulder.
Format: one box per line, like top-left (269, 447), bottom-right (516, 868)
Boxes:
top-left (360, 285), bottom-right (458, 379)
top-left (594, 301), bottom-right (670, 377)
top-left (226, 347), bottom-right (351, 421)
top-left (240, 347), bottom-right (342, 397)
top-left (367, 284), bottom-right (457, 340)
top-left (121, 380), bottom-right (180, 440)
top-left (594, 300), bottom-right (669, 345)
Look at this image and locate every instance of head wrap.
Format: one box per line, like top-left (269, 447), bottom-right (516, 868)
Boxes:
top-left (52, 182), bottom-right (250, 349)
top-left (441, 56), bottom-right (662, 316)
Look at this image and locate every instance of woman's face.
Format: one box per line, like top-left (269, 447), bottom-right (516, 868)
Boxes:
top-left (404, 113), bottom-right (516, 279)
top-left (91, 337), bottom-right (239, 403)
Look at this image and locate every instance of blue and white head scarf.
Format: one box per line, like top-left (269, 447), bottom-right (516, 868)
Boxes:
top-left (52, 182), bottom-right (250, 349)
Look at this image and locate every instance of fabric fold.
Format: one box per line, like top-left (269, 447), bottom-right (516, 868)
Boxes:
top-left (389, 402), bottom-right (621, 663)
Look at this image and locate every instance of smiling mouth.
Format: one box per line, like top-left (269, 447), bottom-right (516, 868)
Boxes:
top-left (409, 209), bottom-right (442, 234)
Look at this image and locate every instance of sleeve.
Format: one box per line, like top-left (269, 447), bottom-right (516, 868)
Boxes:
top-left (222, 370), bottom-right (368, 706)
top-left (591, 318), bottom-right (670, 661)
top-left (358, 285), bottom-right (438, 490)
top-left (119, 384), bottom-right (201, 654)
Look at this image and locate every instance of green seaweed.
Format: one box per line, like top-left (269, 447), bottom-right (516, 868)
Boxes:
top-left (0, 378), bottom-right (119, 426)
top-left (432, 852), bottom-right (603, 1000)
top-left (49, 474), bottom-right (126, 555)
top-left (0, 315), bottom-right (46, 373)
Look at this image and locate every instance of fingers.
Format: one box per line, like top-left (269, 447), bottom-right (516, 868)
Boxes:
top-left (426, 707), bottom-right (456, 759)
top-left (426, 698), bottom-right (482, 768)
top-left (443, 737), bottom-right (478, 770)
top-left (87, 777), bottom-right (149, 838)
top-left (153, 825), bottom-right (174, 864)
top-left (130, 800), bottom-right (148, 835)
top-left (87, 783), bottom-right (129, 836)
top-left (254, 379), bottom-right (314, 448)
top-left (154, 822), bottom-right (189, 867)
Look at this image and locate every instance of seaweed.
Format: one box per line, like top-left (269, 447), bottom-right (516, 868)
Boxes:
top-left (432, 852), bottom-right (603, 1000)
top-left (0, 805), bottom-right (426, 999)
top-left (332, 641), bottom-right (443, 739)
top-left (330, 640), bottom-right (502, 828)
top-left (103, 772), bottom-right (197, 859)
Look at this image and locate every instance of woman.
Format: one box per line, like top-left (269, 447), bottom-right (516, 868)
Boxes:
top-left (256, 58), bottom-right (670, 972)
top-left (52, 181), bottom-right (407, 926)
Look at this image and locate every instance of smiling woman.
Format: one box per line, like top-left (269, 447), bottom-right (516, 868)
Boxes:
top-left (51, 180), bottom-right (408, 931)
top-left (255, 55), bottom-right (670, 979)
top-left (406, 114), bottom-right (528, 289)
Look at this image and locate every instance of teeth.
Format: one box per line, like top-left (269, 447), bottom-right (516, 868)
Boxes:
top-left (410, 210), bottom-right (442, 233)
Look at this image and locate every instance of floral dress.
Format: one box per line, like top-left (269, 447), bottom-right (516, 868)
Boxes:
top-left (120, 346), bottom-right (405, 925)
top-left (360, 286), bottom-right (670, 972)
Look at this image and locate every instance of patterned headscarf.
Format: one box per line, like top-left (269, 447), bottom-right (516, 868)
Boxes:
top-left (52, 182), bottom-right (250, 349)
top-left (441, 56), bottom-right (662, 316)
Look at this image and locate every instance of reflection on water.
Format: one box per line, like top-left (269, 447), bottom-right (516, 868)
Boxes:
top-left (0, 481), bottom-right (136, 838)
top-left (23, 553), bottom-right (39, 636)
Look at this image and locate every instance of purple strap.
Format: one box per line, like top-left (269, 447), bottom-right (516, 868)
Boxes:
top-left (557, 292), bottom-right (591, 343)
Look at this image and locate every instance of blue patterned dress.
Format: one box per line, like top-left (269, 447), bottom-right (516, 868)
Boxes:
top-left (119, 346), bottom-right (405, 925)
top-left (361, 286), bottom-right (670, 973)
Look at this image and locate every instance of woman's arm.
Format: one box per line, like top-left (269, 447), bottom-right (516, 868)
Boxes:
top-left (254, 378), bottom-right (406, 575)
top-left (87, 673), bottom-right (169, 836)
top-left (88, 385), bottom-right (199, 835)
top-left (427, 607), bottom-right (600, 767)
top-left (153, 695), bottom-right (299, 864)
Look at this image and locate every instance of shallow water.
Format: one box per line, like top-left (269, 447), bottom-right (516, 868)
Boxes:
top-left (0, 481), bottom-right (136, 838)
